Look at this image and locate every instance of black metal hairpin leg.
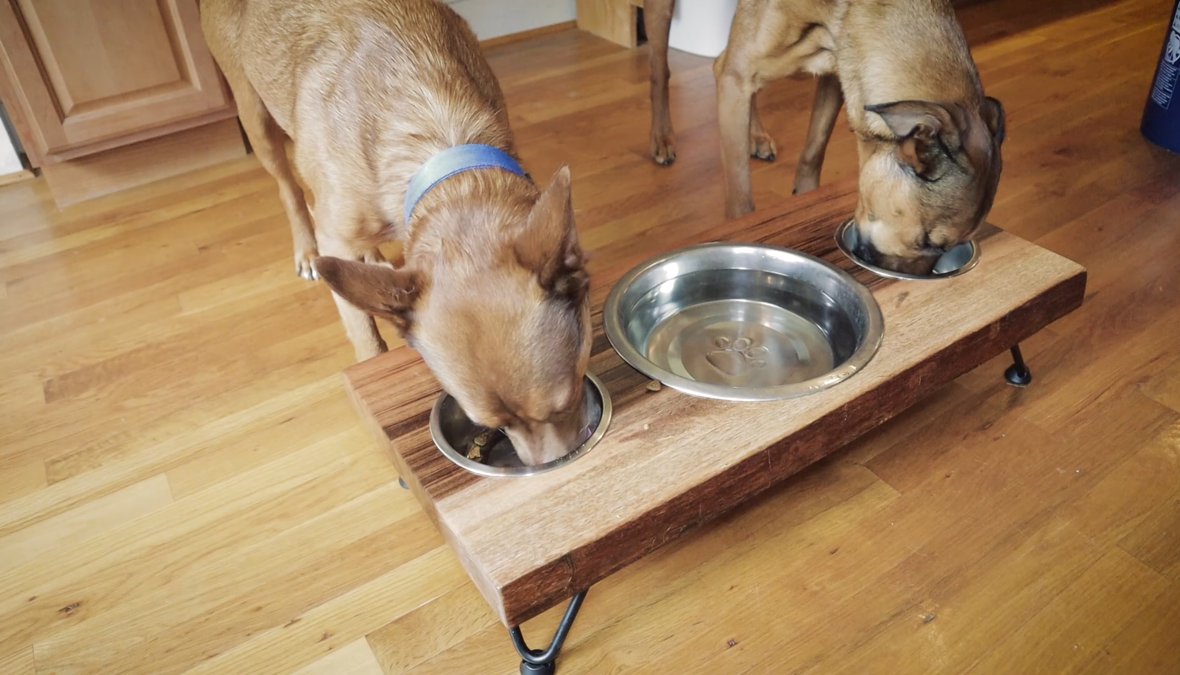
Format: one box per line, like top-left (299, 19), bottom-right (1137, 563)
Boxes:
top-left (509, 590), bottom-right (587, 675)
top-left (1004, 344), bottom-right (1032, 387)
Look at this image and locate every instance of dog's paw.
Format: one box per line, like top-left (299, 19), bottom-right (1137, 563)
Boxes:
top-left (295, 248), bottom-right (320, 281)
top-left (750, 133), bottom-right (777, 162)
top-left (651, 134), bottom-right (676, 166)
top-left (793, 175), bottom-right (820, 195)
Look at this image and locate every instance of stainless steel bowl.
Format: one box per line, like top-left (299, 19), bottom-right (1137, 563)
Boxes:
top-left (603, 242), bottom-right (884, 401)
top-left (429, 372), bottom-right (612, 477)
top-left (835, 219), bottom-right (980, 280)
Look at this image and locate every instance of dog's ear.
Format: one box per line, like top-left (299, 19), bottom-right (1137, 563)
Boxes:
top-left (865, 100), bottom-right (963, 180)
top-left (515, 166), bottom-right (590, 307)
top-left (313, 257), bottom-right (420, 334)
top-left (981, 96), bottom-right (1006, 145)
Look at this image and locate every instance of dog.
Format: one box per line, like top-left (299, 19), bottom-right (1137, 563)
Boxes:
top-left (200, 0), bottom-right (593, 465)
top-left (645, 0), bottom-right (1005, 275)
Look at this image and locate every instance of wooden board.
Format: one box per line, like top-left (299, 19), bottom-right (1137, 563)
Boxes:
top-left (343, 179), bottom-right (1087, 628)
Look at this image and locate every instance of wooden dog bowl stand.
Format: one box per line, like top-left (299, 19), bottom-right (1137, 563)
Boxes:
top-left (343, 180), bottom-right (1086, 674)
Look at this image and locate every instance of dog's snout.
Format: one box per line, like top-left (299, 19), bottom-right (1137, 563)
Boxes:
top-left (504, 404), bottom-right (588, 467)
top-left (920, 230), bottom-right (956, 255)
top-left (854, 235), bottom-right (881, 265)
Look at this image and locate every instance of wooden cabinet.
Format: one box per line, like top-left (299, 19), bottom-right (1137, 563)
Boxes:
top-left (0, 0), bottom-right (244, 203)
top-left (577, 0), bottom-right (643, 49)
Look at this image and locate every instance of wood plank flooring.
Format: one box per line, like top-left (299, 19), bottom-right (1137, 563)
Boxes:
top-left (2, 0), bottom-right (1179, 672)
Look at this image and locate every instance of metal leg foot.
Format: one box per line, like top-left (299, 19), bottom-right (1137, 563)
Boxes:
top-left (510, 590), bottom-right (587, 675)
top-left (398, 477), bottom-right (408, 489)
top-left (519, 661), bottom-right (555, 675)
top-left (1004, 345), bottom-right (1032, 387)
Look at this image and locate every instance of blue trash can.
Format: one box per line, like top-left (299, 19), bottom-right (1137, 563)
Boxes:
top-left (1142, 0), bottom-right (1180, 153)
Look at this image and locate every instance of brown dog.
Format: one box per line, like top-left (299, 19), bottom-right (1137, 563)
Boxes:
top-left (646, 0), bottom-right (1005, 275)
top-left (200, 0), bottom-right (593, 465)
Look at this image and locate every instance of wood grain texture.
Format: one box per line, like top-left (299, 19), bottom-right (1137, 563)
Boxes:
top-left (1, 0), bottom-right (1178, 672)
top-left (38, 117), bottom-right (246, 207)
top-left (345, 179), bottom-right (1087, 627)
top-left (0, 169), bottom-right (36, 188)
top-left (290, 638), bottom-right (386, 675)
top-left (0, 474), bottom-right (172, 574)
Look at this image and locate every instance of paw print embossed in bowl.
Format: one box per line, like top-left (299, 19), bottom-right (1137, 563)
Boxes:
top-left (706, 336), bottom-right (769, 377)
top-left (604, 242), bottom-right (883, 401)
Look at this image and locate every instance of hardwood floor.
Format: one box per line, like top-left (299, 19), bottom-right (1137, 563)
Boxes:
top-left (2, 0), bottom-right (1179, 672)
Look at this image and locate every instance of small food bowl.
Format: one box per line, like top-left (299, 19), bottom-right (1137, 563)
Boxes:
top-left (429, 372), bottom-right (612, 477)
top-left (835, 219), bottom-right (979, 280)
top-left (603, 242), bottom-right (883, 402)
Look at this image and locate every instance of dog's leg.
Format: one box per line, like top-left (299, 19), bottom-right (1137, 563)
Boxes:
top-left (749, 93), bottom-right (777, 162)
top-left (793, 74), bottom-right (843, 194)
top-left (235, 86), bottom-right (320, 280)
top-left (315, 210), bottom-right (388, 362)
top-left (327, 280), bottom-right (388, 362)
top-left (328, 287), bottom-right (388, 361)
top-left (715, 51), bottom-right (756, 219)
top-left (647, 0), bottom-right (676, 165)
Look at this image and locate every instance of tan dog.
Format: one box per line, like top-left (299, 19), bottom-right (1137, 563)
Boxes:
top-left (200, 0), bottom-right (593, 465)
top-left (646, 0), bottom-right (1005, 275)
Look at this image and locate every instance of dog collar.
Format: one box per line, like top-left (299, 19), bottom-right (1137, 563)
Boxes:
top-left (403, 143), bottom-right (529, 224)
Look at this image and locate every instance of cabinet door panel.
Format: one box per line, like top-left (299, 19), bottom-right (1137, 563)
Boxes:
top-left (0, 0), bottom-right (231, 157)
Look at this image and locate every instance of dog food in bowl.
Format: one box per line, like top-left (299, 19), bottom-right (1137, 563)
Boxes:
top-left (429, 373), bottom-right (612, 477)
top-left (835, 219), bottom-right (979, 280)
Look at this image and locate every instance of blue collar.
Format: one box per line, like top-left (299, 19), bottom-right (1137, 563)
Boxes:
top-left (403, 143), bottom-right (529, 224)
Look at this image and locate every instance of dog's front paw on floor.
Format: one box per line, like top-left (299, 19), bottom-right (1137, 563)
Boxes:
top-left (750, 133), bottom-right (777, 162)
top-left (793, 174), bottom-right (820, 195)
top-left (651, 134), bottom-right (676, 166)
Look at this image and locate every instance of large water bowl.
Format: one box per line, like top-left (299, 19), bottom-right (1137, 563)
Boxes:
top-left (603, 242), bottom-right (884, 401)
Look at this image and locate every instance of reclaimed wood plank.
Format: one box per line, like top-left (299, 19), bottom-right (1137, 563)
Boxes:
top-left (345, 178), bottom-right (1086, 627)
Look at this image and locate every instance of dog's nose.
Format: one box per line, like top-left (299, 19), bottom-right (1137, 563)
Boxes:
top-left (507, 423), bottom-right (577, 466)
top-left (854, 236), bottom-right (881, 265)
